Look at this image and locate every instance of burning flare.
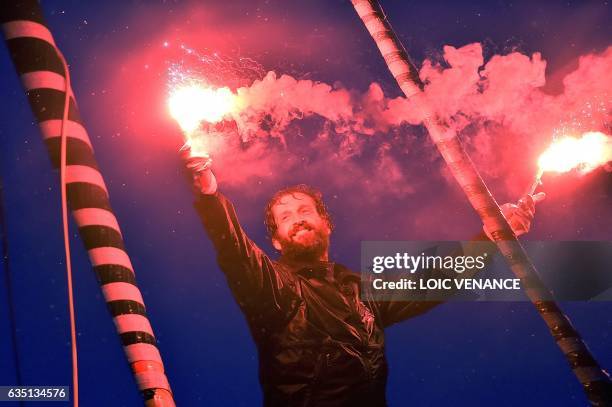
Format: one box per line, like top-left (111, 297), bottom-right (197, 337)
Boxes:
top-left (538, 131), bottom-right (611, 173)
top-left (168, 84), bottom-right (237, 133)
top-left (528, 131), bottom-right (611, 194)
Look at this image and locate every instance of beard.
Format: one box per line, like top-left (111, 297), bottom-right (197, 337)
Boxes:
top-left (278, 221), bottom-right (330, 263)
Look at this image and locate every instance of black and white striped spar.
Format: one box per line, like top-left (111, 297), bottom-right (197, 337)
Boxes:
top-left (350, 0), bottom-right (611, 405)
top-left (0, 1), bottom-right (175, 405)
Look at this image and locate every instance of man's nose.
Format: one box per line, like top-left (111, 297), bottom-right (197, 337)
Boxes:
top-left (292, 219), bottom-right (308, 230)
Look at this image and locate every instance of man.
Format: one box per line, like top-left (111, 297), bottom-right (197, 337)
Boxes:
top-left (183, 150), bottom-right (544, 406)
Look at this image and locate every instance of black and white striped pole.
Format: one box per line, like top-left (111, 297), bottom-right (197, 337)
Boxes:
top-left (1, 1), bottom-right (175, 405)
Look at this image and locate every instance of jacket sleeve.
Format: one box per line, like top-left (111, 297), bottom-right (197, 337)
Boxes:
top-left (371, 232), bottom-right (497, 328)
top-left (193, 191), bottom-right (288, 312)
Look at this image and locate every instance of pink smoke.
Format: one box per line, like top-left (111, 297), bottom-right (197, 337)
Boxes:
top-left (188, 43), bottom-right (610, 203)
top-left (92, 4), bottom-right (610, 239)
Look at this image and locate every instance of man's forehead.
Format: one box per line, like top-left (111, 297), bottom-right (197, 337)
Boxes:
top-left (274, 192), bottom-right (316, 209)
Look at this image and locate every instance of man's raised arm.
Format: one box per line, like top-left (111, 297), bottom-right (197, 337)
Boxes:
top-left (182, 149), bottom-right (285, 310)
top-left (372, 193), bottom-right (545, 327)
top-left (370, 232), bottom-right (496, 327)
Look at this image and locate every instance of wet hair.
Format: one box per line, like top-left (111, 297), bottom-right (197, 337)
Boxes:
top-left (264, 184), bottom-right (334, 239)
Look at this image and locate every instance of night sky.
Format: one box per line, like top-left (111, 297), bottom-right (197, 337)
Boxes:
top-left (0, 1), bottom-right (611, 406)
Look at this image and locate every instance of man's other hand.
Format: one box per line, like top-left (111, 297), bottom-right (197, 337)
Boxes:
top-left (484, 192), bottom-right (546, 239)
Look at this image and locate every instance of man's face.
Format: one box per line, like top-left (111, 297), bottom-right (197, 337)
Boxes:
top-left (271, 192), bottom-right (331, 261)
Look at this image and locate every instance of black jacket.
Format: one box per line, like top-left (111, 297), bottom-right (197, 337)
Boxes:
top-left (194, 191), bottom-right (493, 407)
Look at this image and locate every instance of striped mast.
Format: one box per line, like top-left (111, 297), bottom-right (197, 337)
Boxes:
top-left (0, 1), bottom-right (175, 405)
top-left (350, 0), bottom-right (611, 405)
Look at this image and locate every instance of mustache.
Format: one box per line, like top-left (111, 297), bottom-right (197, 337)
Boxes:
top-left (289, 221), bottom-right (314, 238)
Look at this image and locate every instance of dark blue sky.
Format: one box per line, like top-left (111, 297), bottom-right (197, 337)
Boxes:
top-left (0, 1), bottom-right (610, 406)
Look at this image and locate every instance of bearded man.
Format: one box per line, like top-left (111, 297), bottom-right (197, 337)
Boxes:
top-left (182, 150), bottom-right (544, 407)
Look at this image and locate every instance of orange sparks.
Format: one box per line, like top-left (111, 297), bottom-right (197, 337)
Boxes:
top-left (168, 84), bottom-right (237, 133)
top-left (538, 131), bottom-right (611, 174)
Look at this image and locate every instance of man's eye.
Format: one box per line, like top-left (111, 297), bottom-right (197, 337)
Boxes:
top-left (281, 216), bottom-right (289, 221)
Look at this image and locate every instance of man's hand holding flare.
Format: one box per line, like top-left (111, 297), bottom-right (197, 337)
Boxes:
top-left (180, 145), bottom-right (218, 195)
top-left (483, 192), bottom-right (546, 240)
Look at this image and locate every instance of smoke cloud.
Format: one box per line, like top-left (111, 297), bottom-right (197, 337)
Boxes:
top-left (189, 44), bottom-right (610, 203)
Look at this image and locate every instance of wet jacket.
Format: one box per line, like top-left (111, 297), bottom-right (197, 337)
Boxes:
top-left (194, 191), bottom-right (493, 407)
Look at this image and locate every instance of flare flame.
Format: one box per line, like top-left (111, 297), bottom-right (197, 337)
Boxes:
top-left (538, 131), bottom-right (611, 174)
top-left (168, 84), bottom-right (237, 133)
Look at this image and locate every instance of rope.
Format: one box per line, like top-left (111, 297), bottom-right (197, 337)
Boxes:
top-left (57, 49), bottom-right (79, 407)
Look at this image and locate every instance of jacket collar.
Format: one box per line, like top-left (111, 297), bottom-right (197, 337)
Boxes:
top-left (279, 256), bottom-right (360, 284)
